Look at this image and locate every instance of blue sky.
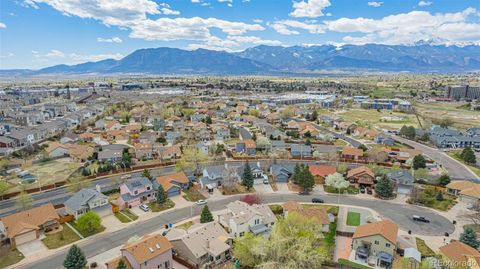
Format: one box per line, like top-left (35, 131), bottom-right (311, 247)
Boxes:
top-left (0, 0), bottom-right (479, 69)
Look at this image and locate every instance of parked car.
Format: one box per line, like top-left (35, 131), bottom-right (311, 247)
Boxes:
top-left (311, 197), bottom-right (324, 203)
top-left (139, 204), bottom-right (150, 212)
top-left (360, 188), bottom-right (365, 194)
top-left (366, 187), bottom-right (373, 195)
top-left (412, 215), bottom-right (430, 223)
top-left (196, 199), bottom-right (207, 205)
top-left (298, 191), bottom-right (309, 195)
top-left (263, 179), bottom-right (269, 185)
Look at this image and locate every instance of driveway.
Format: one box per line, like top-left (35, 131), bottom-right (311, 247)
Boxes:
top-left (276, 183), bottom-right (290, 193)
top-left (17, 239), bottom-right (48, 256)
top-left (254, 183), bottom-right (274, 193)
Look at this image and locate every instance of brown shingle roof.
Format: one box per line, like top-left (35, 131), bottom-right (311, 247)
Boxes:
top-left (121, 234), bottom-right (172, 265)
top-left (309, 166), bottom-right (336, 177)
top-left (439, 241), bottom-right (480, 263)
top-left (0, 204), bottom-right (59, 238)
top-left (352, 220), bottom-right (398, 244)
top-left (342, 147), bottom-right (364, 157)
top-left (347, 166), bottom-right (374, 179)
top-left (155, 172), bottom-right (189, 191)
top-left (446, 180), bottom-right (477, 191)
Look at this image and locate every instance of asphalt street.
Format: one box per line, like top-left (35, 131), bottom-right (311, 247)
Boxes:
top-left (21, 193), bottom-right (454, 269)
top-left (393, 135), bottom-right (479, 181)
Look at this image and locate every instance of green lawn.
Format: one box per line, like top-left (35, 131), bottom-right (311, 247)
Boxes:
top-left (408, 185), bottom-right (457, 211)
top-left (182, 188), bottom-right (206, 202)
top-left (41, 224), bottom-right (81, 249)
top-left (0, 247), bottom-right (24, 269)
top-left (415, 238), bottom-right (436, 258)
top-left (175, 221), bottom-right (194, 230)
top-left (148, 199), bottom-right (175, 212)
top-left (69, 222), bottom-right (106, 238)
top-left (346, 212), bottom-right (361, 226)
top-left (338, 258), bottom-right (373, 269)
top-left (114, 212), bottom-right (132, 223)
top-left (324, 185), bottom-right (359, 194)
top-left (121, 209), bottom-right (138, 220)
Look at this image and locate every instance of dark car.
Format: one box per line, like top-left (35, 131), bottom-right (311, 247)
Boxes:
top-left (366, 187), bottom-right (373, 195)
top-left (360, 188), bottom-right (365, 194)
top-left (413, 215), bottom-right (430, 223)
top-left (312, 198), bottom-right (324, 203)
top-left (298, 191), bottom-right (309, 195)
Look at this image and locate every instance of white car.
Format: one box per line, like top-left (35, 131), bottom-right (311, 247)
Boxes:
top-left (139, 204), bottom-right (150, 212)
top-left (195, 200), bottom-right (207, 205)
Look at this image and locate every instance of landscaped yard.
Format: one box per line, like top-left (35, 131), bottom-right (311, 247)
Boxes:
top-left (464, 224), bottom-right (480, 234)
top-left (303, 204), bottom-right (339, 216)
top-left (148, 199), bottom-right (175, 212)
top-left (408, 185), bottom-right (457, 211)
top-left (69, 222), bottom-right (106, 238)
top-left (182, 187), bottom-right (206, 202)
top-left (324, 185), bottom-right (359, 194)
top-left (0, 247), bottom-right (24, 269)
top-left (416, 237), bottom-right (436, 257)
top-left (346, 211), bottom-right (361, 226)
top-left (220, 184), bottom-right (255, 195)
top-left (42, 224), bottom-right (81, 249)
top-left (176, 221), bottom-right (194, 230)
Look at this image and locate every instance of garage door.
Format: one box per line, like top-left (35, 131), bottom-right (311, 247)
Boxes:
top-left (15, 230), bottom-right (37, 245)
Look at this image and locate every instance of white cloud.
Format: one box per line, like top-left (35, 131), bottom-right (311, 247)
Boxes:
top-left (367, 1), bottom-right (383, 7)
top-left (159, 3), bottom-right (180, 15)
top-left (97, 36), bottom-right (123, 43)
top-left (290, 0), bottom-right (331, 18)
top-left (32, 49), bottom-right (123, 64)
top-left (418, 1), bottom-right (432, 7)
top-left (0, 22), bottom-right (6, 29)
top-left (270, 20), bottom-right (325, 35)
top-left (45, 49), bottom-right (65, 58)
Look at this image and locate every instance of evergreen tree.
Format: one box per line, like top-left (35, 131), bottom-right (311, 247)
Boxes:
top-left (346, 128), bottom-right (351, 135)
top-left (200, 205), bottom-right (214, 223)
top-left (438, 174), bottom-right (451, 186)
top-left (292, 163), bottom-right (301, 184)
top-left (252, 132), bottom-right (257, 141)
top-left (460, 228), bottom-right (480, 249)
top-left (298, 165), bottom-right (315, 193)
top-left (242, 162), bottom-right (254, 190)
top-left (142, 169), bottom-right (152, 180)
top-left (311, 110), bottom-right (318, 121)
top-left (358, 144), bottom-right (368, 152)
top-left (63, 244), bottom-right (87, 269)
top-left (116, 259), bottom-right (127, 269)
top-left (375, 175), bottom-right (394, 198)
top-left (156, 184), bottom-right (167, 204)
top-left (461, 147), bottom-right (477, 164)
top-left (412, 155), bottom-right (427, 170)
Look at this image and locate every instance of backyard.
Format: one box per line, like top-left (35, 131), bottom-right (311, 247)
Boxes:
top-left (42, 224), bottom-right (81, 249)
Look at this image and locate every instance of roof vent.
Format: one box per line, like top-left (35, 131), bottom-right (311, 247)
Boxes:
top-left (149, 247), bottom-right (154, 253)
top-left (155, 243), bottom-right (161, 249)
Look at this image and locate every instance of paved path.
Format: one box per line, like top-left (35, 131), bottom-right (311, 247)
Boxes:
top-left (393, 135), bottom-right (479, 180)
top-left (16, 192), bottom-right (454, 269)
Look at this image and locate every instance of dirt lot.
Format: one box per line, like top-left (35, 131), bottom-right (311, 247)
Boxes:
top-left (415, 102), bottom-right (480, 129)
top-left (332, 109), bottom-right (420, 129)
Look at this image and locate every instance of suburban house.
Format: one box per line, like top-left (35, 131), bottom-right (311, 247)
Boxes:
top-left (352, 220), bottom-right (398, 269)
top-left (45, 142), bottom-right (70, 158)
top-left (200, 165), bottom-right (226, 189)
top-left (117, 176), bottom-right (155, 209)
top-left (439, 241), bottom-right (480, 268)
top-left (282, 201), bottom-right (334, 232)
top-left (133, 143), bottom-right (153, 160)
top-left (235, 139), bottom-right (256, 156)
top-left (346, 166), bottom-right (375, 188)
top-left (68, 144), bottom-right (94, 162)
top-left (165, 222), bottom-right (233, 267)
top-left (106, 234), bottom-right (173, 269)
top-left (236, 162), bottom-right (267, 184)
top-left (309, 165), bottom-right (336, 184)
top-left (446, 180), bottom-right (480, 205)
top-left (218, 200), bottom-right (277, 238)
top-left (153, 172), bottom-right (191, 197)
top-left (341, 146), bottom-right (364, 161)
top-left (290, 144), bottom-right (312, 158)
top-left (64, 187), bottom-right (112, 219)
top-left (386, 170), bottom-right (414, 195)
top-left (270, 164), bottom-right (294, 182)
top-left (374, 135), bottom-right (395, 146)
top-left (0, 204), bottom-right (60, 247)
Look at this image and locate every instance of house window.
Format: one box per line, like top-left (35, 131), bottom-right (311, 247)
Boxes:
top-left (216, 255), bottom-right (221, 260)
top-left (147, 186), bottom-right (151, 191)
top-left (386, 243), bottom-right (391, 248)
top-left (239, 232), bottom-right (245, 237)
top-left (254, 219), bottom-right (260, 225)
top-left (165, 260), bottom-right (170, 268)
top-left (374, 240), bottom-right (379, 245)
top-left (144, 261), bottom-right (147, 266)
top-left (134, 190), bottom-right (138, 195)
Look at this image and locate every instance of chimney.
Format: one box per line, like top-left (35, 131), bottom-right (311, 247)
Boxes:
top-left (95, 184), bottom-right (101, 193)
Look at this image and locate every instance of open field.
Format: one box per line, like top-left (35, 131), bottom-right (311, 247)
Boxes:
top-left (333, 109), bottom-right (420, 129)
top-left (415, 102), bottom-right (480, 129)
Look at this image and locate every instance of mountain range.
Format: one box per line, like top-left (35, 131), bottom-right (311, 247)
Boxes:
top-left (3, 44), bottom-right (480, 76)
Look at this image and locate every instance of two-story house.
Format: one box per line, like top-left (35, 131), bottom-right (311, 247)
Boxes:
top-left (218, 201), bottom-right (276, 238)
top-left (117, 177), bottom-right (155, 209)
top-left (64, 187), bottom-right (112, 219)
top-left (106, 234), bottom-right (173, 269)
top-left (153, 172), bottom-right (191, 197)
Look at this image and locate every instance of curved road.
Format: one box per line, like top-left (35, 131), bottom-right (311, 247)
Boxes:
top-left (393, 135), bottom-right (479, 181)
top-left (20, 193), bottom-right (454, 269)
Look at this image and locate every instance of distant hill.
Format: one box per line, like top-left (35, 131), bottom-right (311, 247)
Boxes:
top-left (1, 44), bottom-right (480, 76)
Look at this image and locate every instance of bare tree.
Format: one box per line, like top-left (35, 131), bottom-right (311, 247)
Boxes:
top-left (461, 201), bottom-right (480, 225)
top-left (222, 166), bottom-right (239, 192)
